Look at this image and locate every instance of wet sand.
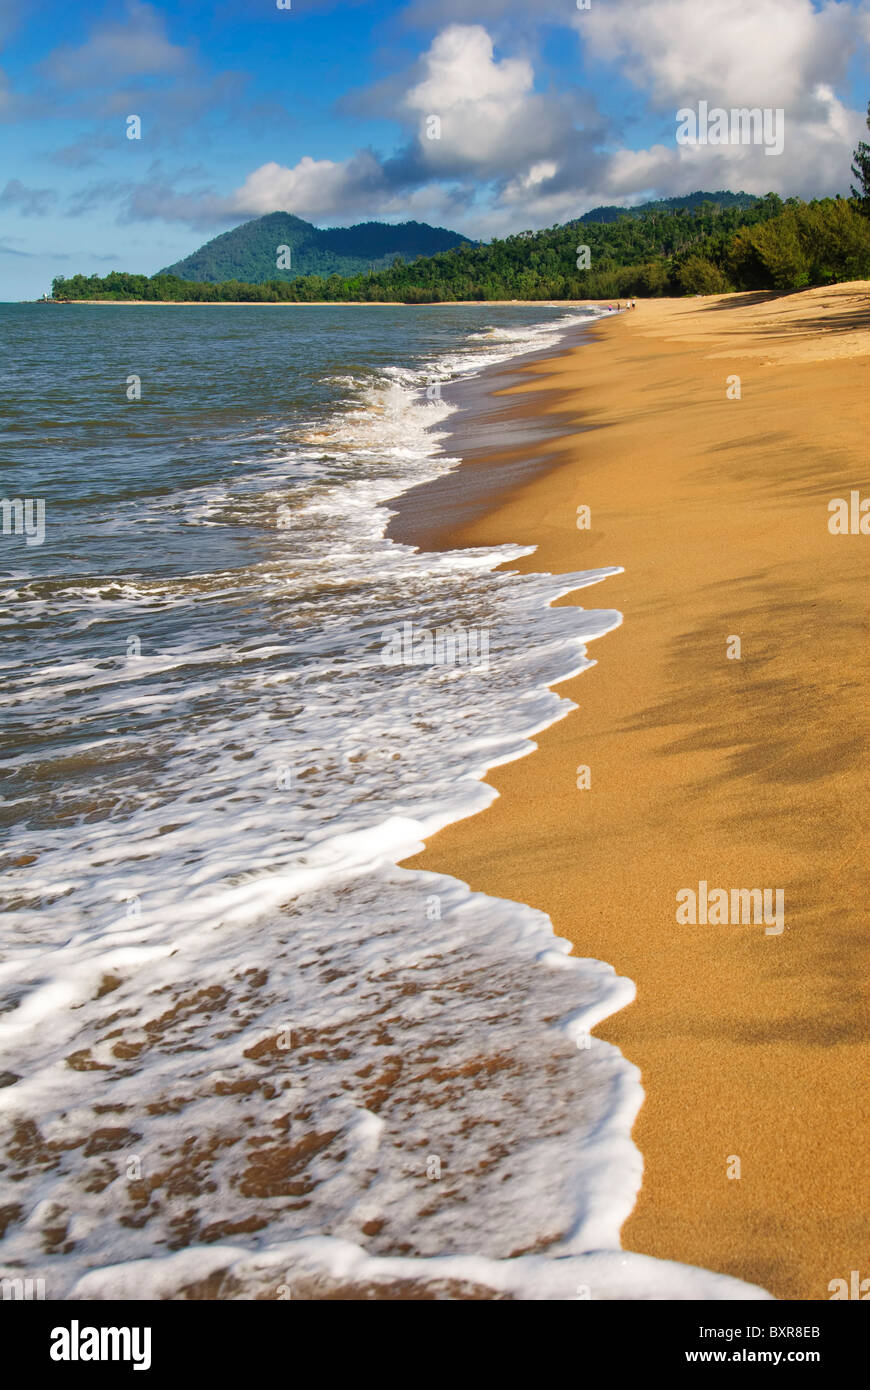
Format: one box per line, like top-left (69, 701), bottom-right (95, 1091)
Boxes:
top-left (399, 283), bottom-right (870, 1300)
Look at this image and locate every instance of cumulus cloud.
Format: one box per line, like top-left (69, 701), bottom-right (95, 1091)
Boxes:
top-left (399, 24), bottom-right (585, 177)
top-left (228, 151), bottom-right (391, 222)
top-left (189, 25), bottom-right (606, 227)
top-left (582, 0), bottom-right (858, 114)
top-left (401, 23), bottom-right (534, 170)
top-left (208, 8), bottom-right (865, 229)
top-left (587, 91), bottom-right (861, 203)
top-left (576, 0), bottom-right (868, 199)
top-left (34, 5), bottom-right (869, 237)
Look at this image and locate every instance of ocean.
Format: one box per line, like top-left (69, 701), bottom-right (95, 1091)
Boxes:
top-left (0, 303), bottom-right (766, 1299)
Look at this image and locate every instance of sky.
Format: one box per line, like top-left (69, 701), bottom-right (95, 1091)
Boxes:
top-left (1, 0), bottom-right (869, 299)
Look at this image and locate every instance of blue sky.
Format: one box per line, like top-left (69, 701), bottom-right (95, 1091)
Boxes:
top-left (2, 0), bottom-right (869, 298)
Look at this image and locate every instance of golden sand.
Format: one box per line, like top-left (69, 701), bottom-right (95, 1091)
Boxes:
top-left (401, 283), bottom-right (870, 1300)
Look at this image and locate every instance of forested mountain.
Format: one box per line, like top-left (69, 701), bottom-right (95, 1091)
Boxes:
top-left (159, 212), bottom-right (473, 282)
top-left (54, 194), bottom-right (870, 303)
top-left (577, 190), bottom-right (760, 223)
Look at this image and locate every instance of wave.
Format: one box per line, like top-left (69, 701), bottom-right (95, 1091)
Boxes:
top-left (0, 307), bottom-right (770, 1299)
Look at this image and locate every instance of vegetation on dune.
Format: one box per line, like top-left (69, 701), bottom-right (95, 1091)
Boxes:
top-left (727, 198), bottom-right (870, 291)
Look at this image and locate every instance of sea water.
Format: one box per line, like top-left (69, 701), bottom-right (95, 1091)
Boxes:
top-left (0, 303), bottom-right (769, 1299)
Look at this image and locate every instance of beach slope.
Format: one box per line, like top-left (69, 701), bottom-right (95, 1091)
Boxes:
top-left (401, 283), bottom-right (870, 1300)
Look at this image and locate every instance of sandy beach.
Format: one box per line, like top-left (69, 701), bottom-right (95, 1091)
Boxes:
top-left (56, 299), bottom-right (618, 307)
top-left (399, 283), bottom-right (870, 1300)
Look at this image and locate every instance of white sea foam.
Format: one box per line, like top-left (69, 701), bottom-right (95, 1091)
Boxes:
top-left (0, 308), bottom-right (770, 1299)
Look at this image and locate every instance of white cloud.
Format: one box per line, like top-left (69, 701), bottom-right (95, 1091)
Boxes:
top-left (582, 0), bottom-right (858, 115)
top-left (570, 0), bottom-right (868, 203)
top-left (501, 161), bottom-right (559, 199)
top-left (228, 152), bottom-right (389, 222)
top-left (72, 6), bottom-right (870, 237)
top-left (402, 24), bottom-right (579, 176)
top-left (213, 25), bottom-right (599, 226)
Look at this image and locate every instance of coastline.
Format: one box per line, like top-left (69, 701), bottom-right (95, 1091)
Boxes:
top-left (398, 283), bottom-right (870, 1300)
top-left (387, 320), bottom-right (601, 544)
top-left (6, 299), bottom-right (728, 1303)
top-left (48, 299), bottom-right (621, 307)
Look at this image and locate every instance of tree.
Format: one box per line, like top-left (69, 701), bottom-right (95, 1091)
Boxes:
top-left (677, 255), bottom-right (732, 295)
top-left (53, 195), bottom-right (868, 304)
top-left (727, 212), bottom-right (809, 290)
top-left (797, 198), bottom-right (870, 282)
top-left (851, 101), bottom-right (870, 215)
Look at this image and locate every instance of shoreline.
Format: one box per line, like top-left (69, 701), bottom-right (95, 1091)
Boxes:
top-left (398, 283), bottom-right (870, 1300)
top-left (45, 299), bottom-right (623, 308)
top-left (1, 300), bottom-right (745, 1302)
top-left (387, 312), bottom-right (604, 545)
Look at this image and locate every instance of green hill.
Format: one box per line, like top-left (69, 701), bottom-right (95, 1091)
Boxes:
top-left (160, 211), bottom-right (473, 282)
top-left (577, 191), bottom-right (760, 224)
